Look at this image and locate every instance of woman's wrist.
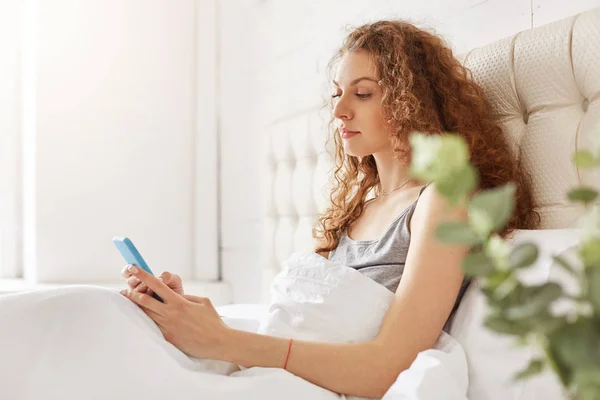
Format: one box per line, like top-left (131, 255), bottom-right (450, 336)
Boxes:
top-left (190, 323), bottom-right (238, 361)
top-left (216, 326), bottom-right (240, 362)
top-left (218, 328), bottom-right (290, 368)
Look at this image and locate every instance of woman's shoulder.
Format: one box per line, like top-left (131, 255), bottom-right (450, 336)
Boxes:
top-left (408, 184), bottom-right (469, 235)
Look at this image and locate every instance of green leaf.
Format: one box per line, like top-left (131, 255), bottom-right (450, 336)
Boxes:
top-left (435, 221), bottom-right (482, 245)
top-left (484, 269), bottom-right (513, 291)
top-left (409, 133), bottom-right (441, 181)
top-left (579, 204), bottom-right (600, 233)
top-left (545, 343), bottom-right (573, 387)
top-left (409, 133), bottom-right (477, 201)
top-left (435, 135), bottom-right (470, 175)
top-left (493, 277), bottom-right (519, 301)
top-left (552, 319), bottom-right (600, 368)
top-left (573, 150), bottom-right (599, 169)
top-left (580, 236), bottom-right (600, 268)
top-left (501, 284), bottom-right (562, 321)
top-left (568, 186), bottom-right (599, 204)
top-left (409, 134), bottom-right (469, 181)
top-left (509, 242), bottom-right (539, 269)
top-left (468, 184), bottom-right (516, 237)
top-left (409, 132), bottom-right (480, 205)
top-left (485, 235), bottom-right (512, 269)
top-left (484, 313), bottom-right (531, 336)
top-left (462, 250), bottom-right (496, 276)
top-left (435, 165), bottom-right (479, 206)
top-left (572, 368), bottom-right (600, 400)
top-left (486, 281), bottom-right (525, 309)
top-left (504, 285), bottom-right (562, 319)
top-left (552, 254), bottom-right (578, 276)
top-left (514, 358), bottom-right (545, 381)
top-left (531, 313), bottom-right (565, 335)
top-left (523, 283), bottom-right (563, 311)
top-left (586, 266), bottom-right (600, 312)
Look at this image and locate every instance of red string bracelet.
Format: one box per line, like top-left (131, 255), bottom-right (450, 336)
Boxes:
top-left (283, 338), bottom-right (293, 370)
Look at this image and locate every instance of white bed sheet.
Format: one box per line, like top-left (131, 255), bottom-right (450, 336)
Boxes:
top-left (0, 252), bottom-right (468, 400)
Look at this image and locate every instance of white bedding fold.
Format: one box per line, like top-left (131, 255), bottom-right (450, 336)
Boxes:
top-left (383, 331), bottom-right (469, 400)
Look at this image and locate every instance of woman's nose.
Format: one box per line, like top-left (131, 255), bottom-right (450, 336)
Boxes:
top-left (333, 96), bottom-right (353, 120)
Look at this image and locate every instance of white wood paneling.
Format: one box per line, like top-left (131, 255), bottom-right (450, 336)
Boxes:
top-left (221, 219), bottom-right (261, 252)
top-left (438, 0), bottom-right (531, 54)
top-left (218, 0), bottom-right (264, 301)
top-left (194, 0), bottom-right (219, 280)
top-left (0, 0), bottom-right (23, 278)
top-left (221, 248), bottom-right (262, 303)
top-left (533, 0), bottom-right (600, 27)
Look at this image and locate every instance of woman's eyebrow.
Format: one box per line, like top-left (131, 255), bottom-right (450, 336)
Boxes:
top-left (332, 76), bottom-right (378, 86)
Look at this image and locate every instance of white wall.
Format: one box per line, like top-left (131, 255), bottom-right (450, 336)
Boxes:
top-left (0, 0), bottom-right (228, 302)
top-left (0, 0), bottom-right (22, 279)
top-left (217, 0), bottom-right (600, 303)
top-left (216, 1), bottom-right (263, 303)
top-left (27, 0), bottom-right (199, 283)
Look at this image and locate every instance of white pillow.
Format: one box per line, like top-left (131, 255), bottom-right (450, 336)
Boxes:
top-left (382, 331), bottom-right (469, 400)
top-left (448, 229), bottom-right (581, 400)
top-left (216, 303), bottom-right (268, 333)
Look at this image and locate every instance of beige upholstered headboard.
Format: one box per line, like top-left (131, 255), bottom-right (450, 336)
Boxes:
top-left (259, 8), bottom-right (600, 301)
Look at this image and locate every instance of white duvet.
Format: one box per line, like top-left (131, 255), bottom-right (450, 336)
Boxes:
top-left (0, 252), bottom-right (468, 400)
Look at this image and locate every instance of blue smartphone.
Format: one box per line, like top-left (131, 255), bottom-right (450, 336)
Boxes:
top-left (113, 236), bottom-right (164, 303)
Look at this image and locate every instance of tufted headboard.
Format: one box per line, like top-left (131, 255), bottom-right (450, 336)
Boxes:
top-left (259, 8), bottom-right (600, 302)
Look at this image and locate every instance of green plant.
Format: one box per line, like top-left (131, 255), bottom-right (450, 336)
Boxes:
top-left (409, 131), bottom-right (600, 400)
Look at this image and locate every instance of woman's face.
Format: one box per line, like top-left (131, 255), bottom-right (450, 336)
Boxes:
top-left (332, 50), bottom-right (392, 158)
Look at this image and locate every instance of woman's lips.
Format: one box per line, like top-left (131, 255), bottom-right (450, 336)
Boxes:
top-left (341, 130), bottom-right (360, 139)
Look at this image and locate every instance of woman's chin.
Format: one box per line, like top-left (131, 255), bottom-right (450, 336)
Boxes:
top-left (343, 146), bottom-right (369, 158)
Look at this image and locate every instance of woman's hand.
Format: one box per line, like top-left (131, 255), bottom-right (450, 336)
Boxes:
top-left (121, 265), bottom-right (184, 297)
top-left (119, 265), bottom-right (230, 360)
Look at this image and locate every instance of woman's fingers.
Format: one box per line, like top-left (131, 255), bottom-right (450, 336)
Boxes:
top-left (121, 265), bottom-right (133, 279)
top-left (124, 266), bottom-right (180, 304)
top-left (122, 266), bottom-right (182, 297)
top-left (120, 287), bottom-right (167, 315)
top-left (159, 272), bottom-right (175, 286)
top-left (127, 276), bottom-right (141, 289)
top-left (158, 271), bottom-right (184, 295)
top-left (127, 276), bottom-right (152, 294)
top-left (123, 266), bottom-right (149, 293)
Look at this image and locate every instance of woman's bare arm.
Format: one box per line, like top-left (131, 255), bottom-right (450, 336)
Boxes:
top-left (216, 185), bottom-right (469, 398)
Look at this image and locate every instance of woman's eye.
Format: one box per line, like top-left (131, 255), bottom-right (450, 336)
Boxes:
top-left (331, 93), bottom-right (371, 99)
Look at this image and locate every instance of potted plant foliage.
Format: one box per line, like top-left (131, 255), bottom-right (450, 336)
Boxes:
top-left (409, 131), bottom-right (600, 400)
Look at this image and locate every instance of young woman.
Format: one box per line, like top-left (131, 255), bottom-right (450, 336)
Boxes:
top-left (121, 20), bottom-right (539, 398)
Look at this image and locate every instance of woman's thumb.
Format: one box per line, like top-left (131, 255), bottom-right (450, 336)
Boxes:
top-left (159, 272), bottom-right (183, 293)
top-left (159, 272), bottom-right (171, 284)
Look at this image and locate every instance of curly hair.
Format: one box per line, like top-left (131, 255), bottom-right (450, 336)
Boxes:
top-left (313, 20), bottom-right (540, 254)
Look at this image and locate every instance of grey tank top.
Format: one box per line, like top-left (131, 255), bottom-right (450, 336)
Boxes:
top-left (328, 184), bottom-right (471, 332)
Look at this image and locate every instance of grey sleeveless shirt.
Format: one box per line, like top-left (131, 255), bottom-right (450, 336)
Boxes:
top-left (328, 185), bottom-right (471, 332)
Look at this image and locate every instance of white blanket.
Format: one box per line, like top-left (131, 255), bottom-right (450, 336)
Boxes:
top-left (0, 251), bottom-right (468, 400)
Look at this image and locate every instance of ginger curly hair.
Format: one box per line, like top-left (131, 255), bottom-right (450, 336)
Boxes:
top-left (313, 20), bottom-right (540, 254)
